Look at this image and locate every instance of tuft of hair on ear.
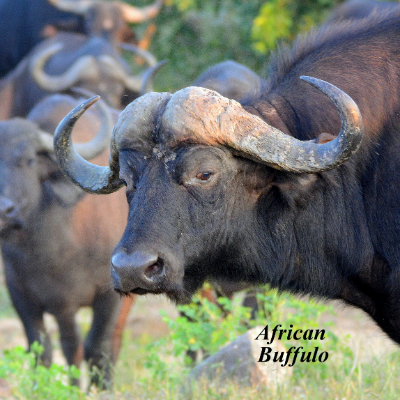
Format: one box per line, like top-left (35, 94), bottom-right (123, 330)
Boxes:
top-left (37, 152), bottom-right (59, 182)
top-left (271, 171), bottom-right (320, 209)
top-left (37, 152), bottom-right (85, 207)
top-left (238, 161), bottom-right (275, 198)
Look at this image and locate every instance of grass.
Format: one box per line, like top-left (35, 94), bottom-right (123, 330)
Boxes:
top-left (114, 340), bottom-right (400, 399)
top-left (106, 290), bottom-right (400, 400)
top-left (0, 285), bottom-right (399, 400)
top-left (109, 331), bottom-right (400, 400)
top-left (0, 272), bottom-right (17, 319)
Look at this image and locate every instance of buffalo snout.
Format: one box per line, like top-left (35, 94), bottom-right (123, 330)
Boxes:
top-left (111, 250), bottom-right (166, 294)
top-left (0, 196), bottom-right (22, 233)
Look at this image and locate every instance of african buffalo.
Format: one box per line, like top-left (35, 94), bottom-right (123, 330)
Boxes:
top-left (0, 0), bottom-right (163, 78)
top-left (0, 31), bottom-right (157, 119)
top-left (0, 93), bottom-right (130, 387)
top-left (193, 60), bottom-right (263, 102)
top-left (48, 0), bottom-right (164, 46)
top-left (54, 10), bottom-right (400, 344)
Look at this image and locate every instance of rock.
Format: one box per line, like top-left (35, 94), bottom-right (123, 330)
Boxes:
top-left (181, 326), bottom-right (292, 396)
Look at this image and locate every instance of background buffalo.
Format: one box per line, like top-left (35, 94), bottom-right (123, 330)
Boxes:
top-left (0, 93), bottom-right (131, 388)
top-left (0, 0), bottom-right (163, 77)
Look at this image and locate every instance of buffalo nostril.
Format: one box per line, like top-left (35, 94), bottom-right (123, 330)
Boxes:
top-left (4, 204), bottom-right (15, 217)
top-left (0, 198), bottom-right (16, 218)
top-left (111, 250), bottom-right (165, 292)
top-left (144, 258), bottom-right (165, 281)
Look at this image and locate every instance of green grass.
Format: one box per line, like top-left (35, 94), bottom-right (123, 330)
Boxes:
top-left (0, 283), bottom-right (16, 318)
top-left (0, 287), bottom-right (400, 400)
top-left (108, 289), bottom-right (400, 400)
top-left (110, 331), bottom-right (400, 400)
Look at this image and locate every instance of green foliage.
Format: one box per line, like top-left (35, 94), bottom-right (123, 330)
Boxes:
top-left (125, 0), bottom-right (346, 92)
top-left (143, 291), bottom-right (256, 383)
top-left (168, 295), bottom-right (252, 359)
top-left (143, 285), bottom-right (344, 386)
top-left (2, 291), bottom-right (400, 399)
top-left (0, 343), bottom-right (85, 400)
top-left (252, 0), bottom-right (293, 54)
top-left (252, 0), bottom-right (341, 54)
top-left (129, 0), bottom-right (269, 91)
top-left (136, 287), bottom-right (400, 399)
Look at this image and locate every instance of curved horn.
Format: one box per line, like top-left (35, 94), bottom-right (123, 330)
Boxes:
top-left (119, 42), bottom-right (157, 67)
top-left (140, 60), bottom-right (168, 95)
top-left (54, 96), bottom-right (123, 194)
top-left (34, 91), bottom-right (113, 160)
top-left (162, 77), bottom-right (363, 173)
top-left (70, 88), bottom-right (115, 159)
top-left (30, 43), bottom-right (100, 91)
top-left (118, 0), bottom-right (164, 24)
top-left (47, 0), bottom-right (95, 14)
top-left (98, 55), bottom-right (149, 93)
top-left (54, 92), bottom-right (171, 194)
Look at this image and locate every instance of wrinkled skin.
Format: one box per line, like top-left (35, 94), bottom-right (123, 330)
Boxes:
top-left (0, 98), bottom-right (129, 388)
top-left (112, 145), bottom-right (268, 304)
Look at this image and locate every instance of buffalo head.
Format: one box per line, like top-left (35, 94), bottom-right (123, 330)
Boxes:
top-left (193, 60), bottom-right (263, 102)
top-left (54, 77), bottom-right (363, 303)
top-left (48, 0), bottom-right (164, 45)
top-left (29, 33), bottom-right (159, 108)
top-left (0, 95), bottom-right (112, 238)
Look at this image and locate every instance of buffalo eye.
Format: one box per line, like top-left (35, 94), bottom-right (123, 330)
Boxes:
top-left (196, 171), bottom-right (213, 181)
top-left (184, 170), bottom-right (217, 187)
top-left (16, 157), bottom-right (35, 168)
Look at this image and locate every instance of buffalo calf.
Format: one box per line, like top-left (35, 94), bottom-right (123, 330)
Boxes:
top-left (1, 94), bottom-right (130, 387)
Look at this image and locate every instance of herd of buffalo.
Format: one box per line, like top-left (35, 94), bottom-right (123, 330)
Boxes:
top-left (0, 0), bottom-right (400, 390)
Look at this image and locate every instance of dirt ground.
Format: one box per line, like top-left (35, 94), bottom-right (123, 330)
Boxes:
top-left (0, 291), bottom-right (179, 365)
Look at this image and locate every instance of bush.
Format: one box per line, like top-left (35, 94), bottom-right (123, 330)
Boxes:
top-left (143, 286), bottom-right (343, 384)
top-left (128, 0), bottom-right (343, 91)
top-left (0, 343), bottom-right (84, 400)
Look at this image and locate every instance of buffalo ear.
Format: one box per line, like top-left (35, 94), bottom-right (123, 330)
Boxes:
top-left (37, 152), bottom-right (85, 207)
top-left (242, 164), bottom-right (274, 194)
top-left (315, 132), bottom-right (337, 144)
top-left (272, 172), bottom-right (319, 208)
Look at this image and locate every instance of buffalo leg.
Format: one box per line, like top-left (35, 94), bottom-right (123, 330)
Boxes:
top-left (55, 311), bottom-right (83, 386)
top-left (84, 290), bottom-right (120, 389)
top-left (6, 279), bottom-right (52, 366)
top-left (110, 294), bottom-right (135, 363)
top-left (340, 276), bottom-right (400, 344)
top-left (55, 311), bottom-right (83, 365)
top-left (375, 270), bottom-right (400, 344)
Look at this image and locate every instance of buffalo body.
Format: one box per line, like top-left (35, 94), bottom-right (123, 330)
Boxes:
top-left (55, 10), bottom-right (400, 344)
top-left (0, 94), bottom-right (129, 386)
